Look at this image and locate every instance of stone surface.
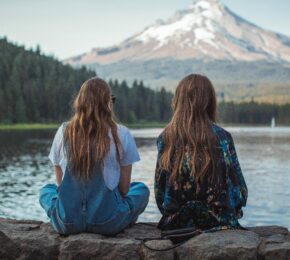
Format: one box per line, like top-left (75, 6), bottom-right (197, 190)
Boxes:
top-left (176, 230), bottom-right (261, 260)
top-left (0, 218), bottom-right (289, 260)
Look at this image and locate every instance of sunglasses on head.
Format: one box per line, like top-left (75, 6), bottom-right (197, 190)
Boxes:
top-left (111, 95), bottom-right (116, 104)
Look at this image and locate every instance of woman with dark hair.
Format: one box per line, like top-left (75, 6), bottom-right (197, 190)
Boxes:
top-left (39, 77), bottom-right (149, 235)
top-left (155, 74), bottom-right (248, 231)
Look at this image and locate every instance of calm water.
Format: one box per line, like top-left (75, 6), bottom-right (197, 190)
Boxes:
top-left (0, 127), bottom-right (289, 228)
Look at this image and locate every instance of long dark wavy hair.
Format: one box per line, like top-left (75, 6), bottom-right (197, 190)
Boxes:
top-left (159, 74), bottom-right (218, 187)
top-left (64, 77), bottom-right (121, 180)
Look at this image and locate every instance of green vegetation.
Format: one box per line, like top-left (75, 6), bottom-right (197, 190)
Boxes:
top-left (0, 37), bottom-right (95, 124)
top-left (124, 121), bottom-right (167, 129)
top-left (0, 123), bottom-right (58, 130)
top-left (93, 59), bottom-right (290, 103)
top-left (0, 38), bottom-right (173, 125)
top-left (219, 102), bottom-right (290, 125)
top-left (109, 79), bottom-right (172, 123)
top-left (0, 37), bottom-right (290, 128)
top-left (0, 122), bottom-right (167, 130)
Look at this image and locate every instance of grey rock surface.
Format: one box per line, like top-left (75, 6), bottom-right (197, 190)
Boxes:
top-left (0, 218), bottom-right (289, 260)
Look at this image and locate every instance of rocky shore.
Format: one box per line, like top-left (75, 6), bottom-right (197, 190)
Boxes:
top-left (0, 218), bottom-right (289, 259)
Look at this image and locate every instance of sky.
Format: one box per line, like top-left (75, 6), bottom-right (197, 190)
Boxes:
top-left (1, 0), bottom-right (290, 59)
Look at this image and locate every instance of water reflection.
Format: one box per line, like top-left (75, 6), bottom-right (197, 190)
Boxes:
top-left (0, 127), bottom-right (289, 228)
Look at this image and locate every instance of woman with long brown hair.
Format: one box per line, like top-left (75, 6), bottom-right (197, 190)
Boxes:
top-left (155, 74), bottom-right (248, 231)
top-left (39, 77), bottom-right (149, 235)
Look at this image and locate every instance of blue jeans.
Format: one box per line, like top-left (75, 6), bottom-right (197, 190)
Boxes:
top-left (39, 181), bottom-right (149, 235)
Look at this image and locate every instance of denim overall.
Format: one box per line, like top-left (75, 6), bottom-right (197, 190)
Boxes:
top-left (39, 164), bottom-right (149, 235)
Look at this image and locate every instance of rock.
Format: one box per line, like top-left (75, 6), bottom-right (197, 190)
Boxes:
top-left (175, 230), bottom-right (260, 260)
top-left (0, 218), bottom-right (289, 260)
top-left (255, 230), bottom-right (290, 260)
top-left (249, 226), bottom-right (289, 238)
top-left (140, 240), bottom-right (174, 260)
top-left (0, 231), bottom-right (21, 260)
top-left (59, 235), bottom-right (140, 260)
top-left (259, 241), bottom-right (290, 260)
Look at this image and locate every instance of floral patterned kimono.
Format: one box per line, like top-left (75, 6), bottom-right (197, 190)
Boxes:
top-left (154, 123), bottom-right (248, 231)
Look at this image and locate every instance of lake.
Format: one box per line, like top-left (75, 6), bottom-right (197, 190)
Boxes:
top-left (0, 127), bottom-right (289, 229)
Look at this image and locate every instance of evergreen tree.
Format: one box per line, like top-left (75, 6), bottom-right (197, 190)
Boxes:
top-left (1, 37), bottom-right (290, 125)
top-left (15, 96), bottom-right (26, 123)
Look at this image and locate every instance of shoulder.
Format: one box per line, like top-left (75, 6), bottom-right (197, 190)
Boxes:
top-left (117, 124), bottom-right (131, 136)
top-left (55, 121), bottom-right (68, 132)
top-left (211, 123), bottom-right (232, 141)
top-left (116, 124), bottom-right (134, 143)
top-left (117, 124), bottom-right (129, 132)
top-left (50, 123), bottom-right (67, 151)
top-left (156, 132), bottom-right (165, 152)
top-left (53, 122), bottom-right (71, 144)
top-left (54, 122), bottom-right (66, 137)
top-left (61, 121), bottom-right (69, 129)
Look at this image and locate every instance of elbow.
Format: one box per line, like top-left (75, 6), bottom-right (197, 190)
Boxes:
top-left (120, 191), bottom-right (127, 197)
top-left (119, 187), bottom-right (130, 197)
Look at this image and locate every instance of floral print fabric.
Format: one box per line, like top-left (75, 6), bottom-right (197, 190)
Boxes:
top-left (154, 124), bottom-right (248, 230)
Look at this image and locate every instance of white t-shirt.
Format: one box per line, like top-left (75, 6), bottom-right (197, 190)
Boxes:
top-left (48, 123), bottom-right (140, 190)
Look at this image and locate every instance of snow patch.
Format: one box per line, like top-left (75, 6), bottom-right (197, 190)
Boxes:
top-left (194, 28), bottom-right (217, 48)
top-left (190, 0), bottom-right (222, 19)
top-left (137, 13), bottom-right (198, 46)
top-left (195, 0), bottom-right (211, 9)
top-left (128, 0), bottom-right (290, 63)
top-left (195, 28), bottom-right (214, 40)
top-left (135, 0), bottom-right (223, 48)
top-left (202, 9), bottom-right (222, 19)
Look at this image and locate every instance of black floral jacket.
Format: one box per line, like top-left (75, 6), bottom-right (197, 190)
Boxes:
top-left (154, 123), bottom-right (248, 230)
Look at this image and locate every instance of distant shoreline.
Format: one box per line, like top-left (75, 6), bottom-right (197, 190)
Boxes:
top-left (0, 122), bottom-right (290, 130)
top-left (0, 122), bottom-right (167, 130)
top-left (0, 124), bottom-right (59, 130)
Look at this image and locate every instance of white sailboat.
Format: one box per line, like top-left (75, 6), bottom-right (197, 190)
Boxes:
top-left (271, 117), bottom-right (276, 128)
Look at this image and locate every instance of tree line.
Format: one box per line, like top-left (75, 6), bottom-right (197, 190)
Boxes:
top-left (109, 79), bottom-right (172, 123)
top-left (0, 38), bottom-right (173, 124)
top-left (219, 101), bottom-right (290, 125)
top-left (0, 37), bottom-right (95, 123)
top-left (0, 37), bottom-right (290, 125)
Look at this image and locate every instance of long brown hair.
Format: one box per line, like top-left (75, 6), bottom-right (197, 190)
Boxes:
top-left (159, 74), bottom-right (218, 187)
top-left (64, 77), bottom-right (121, 180)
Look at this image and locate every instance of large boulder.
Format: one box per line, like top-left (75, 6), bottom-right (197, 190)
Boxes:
top-left (0, 218), bottom-right (289, 259)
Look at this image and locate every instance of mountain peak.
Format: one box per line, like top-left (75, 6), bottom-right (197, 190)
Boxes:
top-left (65, 0), bottom-right (290, 65)
top-left (189, 0), bottom-right (224, 18)
top-left (190, 0), bottom-right (221, 9)
top-left (133, 0), bottom-right (225, 51)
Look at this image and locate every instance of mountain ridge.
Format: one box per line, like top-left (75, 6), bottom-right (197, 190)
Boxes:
top-left (64, 0), bottom-right (290, 102)
top-left (65, 0), bottom-right (290, 65)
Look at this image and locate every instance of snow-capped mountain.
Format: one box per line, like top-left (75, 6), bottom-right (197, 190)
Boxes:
top-left (65, 0), bottom-right (290, 102)
top-left (66, 0), bottom-right (290, 65)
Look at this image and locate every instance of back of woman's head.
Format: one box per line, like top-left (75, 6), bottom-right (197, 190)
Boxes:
top-left (172, 74), bottom-right (217, 122)
top-left (64, 77), bottom-right (120, 180)
top-left (159, 74), bottom-right (218, 187)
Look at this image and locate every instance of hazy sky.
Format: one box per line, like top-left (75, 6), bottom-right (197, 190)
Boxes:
top-left (1, 0), bottom-right (290, 59)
